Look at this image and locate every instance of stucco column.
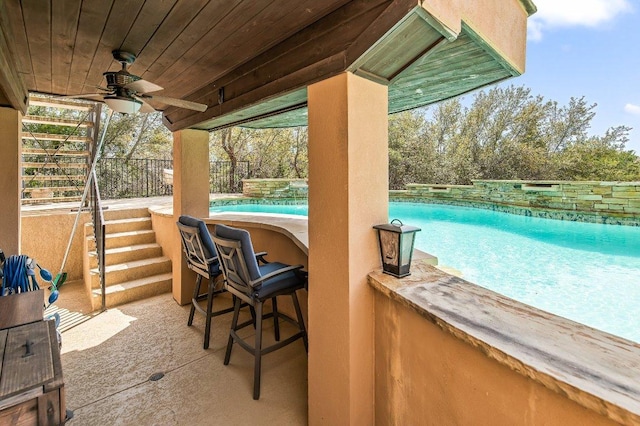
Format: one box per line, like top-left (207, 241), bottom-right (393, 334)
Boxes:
top-left (172, 128), bottom-right (210, 305)
top-left (0, 107), bottom-right (22, 256)
top-left (307, 72), bottom-right (389, 424)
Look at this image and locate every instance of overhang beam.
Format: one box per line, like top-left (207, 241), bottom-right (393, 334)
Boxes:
top-left (0, 5), bottom-right (28, 112)
top-left (163, 0), bottom-right (417, 131)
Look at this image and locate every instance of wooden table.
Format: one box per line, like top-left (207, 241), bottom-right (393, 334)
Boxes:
top-left (0, 291), bottom-right (65, 425)
top-left (0, 290), bottom-right (45, 329)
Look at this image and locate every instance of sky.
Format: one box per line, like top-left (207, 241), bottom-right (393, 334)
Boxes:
top-left (493, 0), bottom-right (640, 153)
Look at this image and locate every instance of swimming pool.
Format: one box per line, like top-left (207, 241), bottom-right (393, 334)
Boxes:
top-left (211, 202), bottom-right (640, 342)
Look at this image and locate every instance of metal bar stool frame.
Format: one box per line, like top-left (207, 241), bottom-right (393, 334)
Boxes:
top-left (177, 217), bottom-right (233, 349)
top-left (212, 224), bottom-right (308, 400)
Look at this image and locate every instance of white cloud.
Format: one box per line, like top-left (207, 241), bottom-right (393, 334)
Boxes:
top-left (529, 0), bottom-right (633, 41)
top-left (624, 103), bottom-right (640, 116)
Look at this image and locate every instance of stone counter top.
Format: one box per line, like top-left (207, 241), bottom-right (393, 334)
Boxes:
top-left (205, 212), bottom-right (310, 255)
top-left (204, 213), bottom-right (438, 265)
top-left (368, 260), bottom-right (640, 425)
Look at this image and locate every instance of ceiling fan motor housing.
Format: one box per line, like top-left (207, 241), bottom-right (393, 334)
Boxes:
top-left (104, 70), bottom-right (140, 89)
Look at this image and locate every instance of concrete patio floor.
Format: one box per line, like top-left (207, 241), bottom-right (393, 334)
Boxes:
top-left (54, 281), bottom-right (308, 425)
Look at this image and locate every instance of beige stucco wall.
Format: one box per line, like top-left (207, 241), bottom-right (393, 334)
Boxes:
top-left (0, 107), bottom-right (22, 255)
top-left (21, 211), bottom-right (90, 282)
top-left (307, 72), bottom-right (389, 424)
top-left (422, 0), bottom-right (530, 73)
top-left (172, 129), bottom-right (211, 305)
top-left (154, 207), bottom-right (199, 306)
top-left (373, 291), bottom-right (619, 426)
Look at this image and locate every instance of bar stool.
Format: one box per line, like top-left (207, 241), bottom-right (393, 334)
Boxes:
top-left (212, 224), bottom-right (308, 399)
top-left (177, 215), bottom-right (232, 349)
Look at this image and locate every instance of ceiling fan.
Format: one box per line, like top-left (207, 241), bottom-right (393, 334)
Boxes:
top-left (65, 50), bottom-right (208, 114)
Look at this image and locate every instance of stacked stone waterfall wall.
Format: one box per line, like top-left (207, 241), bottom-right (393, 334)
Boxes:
top-left (391, 180), bottom-right (640, 226)
top-left (240, 179), bottom-right (640, 225)
top-left (242, 178), bottom-right (308, 198)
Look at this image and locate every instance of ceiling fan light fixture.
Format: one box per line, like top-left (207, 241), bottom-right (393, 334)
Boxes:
top-left (104, 95), bottom-right (142, 114)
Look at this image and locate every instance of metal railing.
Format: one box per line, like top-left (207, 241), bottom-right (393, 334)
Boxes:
top-left (96, 158), bottom-right (173, 199)
top-left (210, 161), bottom-right (250, 194)
top-left (95, 158), bottom-right (250, 199)
top-left (89, 169), bottom-right (106, 311)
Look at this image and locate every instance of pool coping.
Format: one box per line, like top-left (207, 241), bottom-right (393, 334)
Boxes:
top-left (196, 209), bottom-right (640, 425)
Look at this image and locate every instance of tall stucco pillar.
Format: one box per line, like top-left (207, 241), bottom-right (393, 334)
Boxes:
top-left (307, 72), bottom-right (388, 424)
top-left (0, 107), bottom-right (22, 256)
top-left (172, 128), bottom-right (210, 305)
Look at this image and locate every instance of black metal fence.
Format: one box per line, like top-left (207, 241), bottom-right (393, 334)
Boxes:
top-left (210, 161), bottom-right (250, 194)
top-left (97, 158), bottom-right (173, 199)
top-left (96, 158), bottom-right (250, 199)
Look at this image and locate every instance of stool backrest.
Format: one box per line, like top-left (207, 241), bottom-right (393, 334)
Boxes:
top-left (177, 215), bottom-right (217, 278)
top-left (212, 224), bottom-right (261, 296)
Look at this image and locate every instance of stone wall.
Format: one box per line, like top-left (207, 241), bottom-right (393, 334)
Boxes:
top-left (240, 179), bottom-right (640, 225)
top-left (391, 180), bottom-right (640, 225)
top-left (242, 178), bottom-right (308, 198)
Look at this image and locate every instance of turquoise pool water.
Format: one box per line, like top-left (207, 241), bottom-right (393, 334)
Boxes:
top-left (211, 202), bottom-right (640, 342)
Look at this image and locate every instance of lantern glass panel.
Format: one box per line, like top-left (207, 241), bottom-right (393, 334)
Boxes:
top-left (400, 234), bottom-right (415, 263)
top-left (379, 230), bottom-right (399, 266)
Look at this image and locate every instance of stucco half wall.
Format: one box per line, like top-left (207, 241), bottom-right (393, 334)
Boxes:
top-left (21, 211), bottom-right (91, 283)
top-left (373, 288), bottom-right (620, 425)
top-left (370, 261), bottom-right (639, 425)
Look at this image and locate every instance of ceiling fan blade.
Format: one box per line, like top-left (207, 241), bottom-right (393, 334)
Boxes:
top-left (60, 93), bottom-right (105, 101)
top-left (125, 79), bottom-right (164, 94)
top-left (137, 97), bottom-right (157, 113)
top-left (146, 95), bottom-right (208, 112)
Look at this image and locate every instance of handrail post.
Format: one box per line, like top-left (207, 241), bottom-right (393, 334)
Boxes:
top-left (90, 169), bottom-right (107, 311)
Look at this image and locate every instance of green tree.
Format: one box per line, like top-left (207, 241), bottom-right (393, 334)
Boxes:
top-left (101, 112), bottom-right (171, 159)
top-left (556, 126), bottom-right (639, 180)
top-left (211, 127), bottom-right (308, 179)
top-left (389, 85), bottom-right (640, 185)
top-left (388, 111), bottom-right (430, 189)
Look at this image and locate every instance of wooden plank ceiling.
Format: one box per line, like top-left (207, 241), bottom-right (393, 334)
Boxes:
top-left (0, 0), bottom-right (528, 132)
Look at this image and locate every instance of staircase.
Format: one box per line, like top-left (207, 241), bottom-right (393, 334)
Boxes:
top-left (22, 96), bottom-right (99, 205)
top-left (83, 207), bottom-right (172, 310)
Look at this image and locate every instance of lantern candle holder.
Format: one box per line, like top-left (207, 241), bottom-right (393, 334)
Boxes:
top-left (373, 219), bottom-right (421, 278)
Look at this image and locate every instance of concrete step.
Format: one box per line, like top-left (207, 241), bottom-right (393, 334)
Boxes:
top-left (105, 229), bottom-right (156, 249)
top-left (90, 256), bottom-right (171, 288)
top-left (91, 272), bottom-right (172, 310)
top-left (104, 217), bottom-right (152, 234)
top-left (82, 207), bottom-right (171, 311)
top-left (103, 208), bottom-right (150, 221)
top-left (88, 243), bottom-right (164, 268)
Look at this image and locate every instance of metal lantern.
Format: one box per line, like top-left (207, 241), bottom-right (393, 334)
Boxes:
top-left (373, 219), bottom-right (421, 278)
